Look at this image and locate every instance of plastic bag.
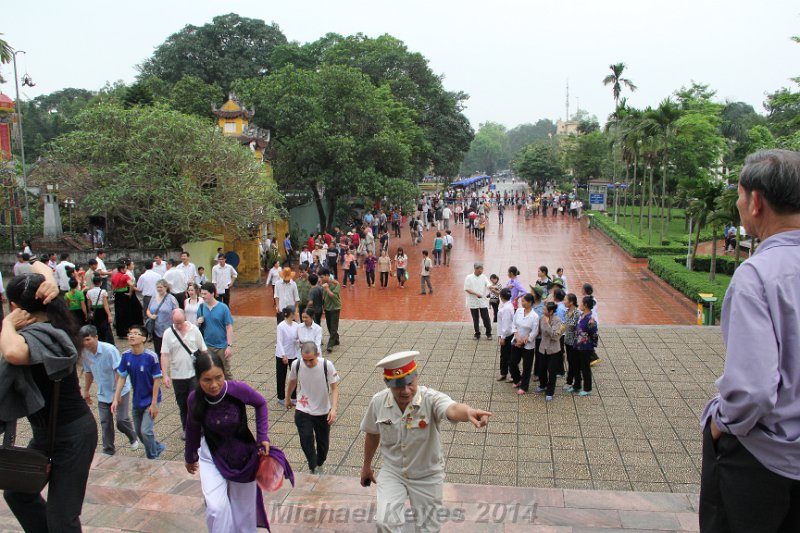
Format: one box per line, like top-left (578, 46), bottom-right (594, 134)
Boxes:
top-left (256, 455), bottom-right (284, 492)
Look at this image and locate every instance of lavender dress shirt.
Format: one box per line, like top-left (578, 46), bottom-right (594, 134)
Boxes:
top-left (701, 229), bottom-right (800, 480)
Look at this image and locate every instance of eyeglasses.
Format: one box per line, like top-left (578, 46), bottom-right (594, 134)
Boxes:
top-left (127, 331), bottom-right (145, 337)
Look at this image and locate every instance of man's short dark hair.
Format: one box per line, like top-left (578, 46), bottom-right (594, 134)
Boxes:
top-left (308, 273), bottom-right (319, 286)
top-left (740, 149), bottom-right (800, 214)
top-left (201, 282), bottom-right (216, 295)
top-left (169, 258), bottom-right (179, 267)
top-left (21, 253), bottom-right (30, 261)
top-left (144, 260), bottom-right (153, 270)
top-left (97, 249), bottom-right (105, 255)
top-left (60, 253), bottom-right (70, 261)
top-left (88, 258), bottom-right (98, 267)
top-left (319, 267), bottom-right (331, 277)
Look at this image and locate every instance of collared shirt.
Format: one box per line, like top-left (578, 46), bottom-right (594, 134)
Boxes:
top-left (176, 262), bottom-right (198, 285)
top-left (161, 323), bottom-right (207, 380)
top-left (211, 263), bottom-right (237, 295)
top-left (95, 257), bottom-right (108, 276)
top-left (701, 229), bottom-right (800, 480)
top-left (274, 280), bottom-right (299, 311)
top-left (360, 386), bottom-right (455, 479)
top-left (275, 320), bottom-right (299, 359)
top-left (497, 301), bottom-right (515, 338)
top-left (513, 307), bottom-right (540, 350)
top-left (152, 261), bottom-right (167, 276)
top-left (55, 261), bottom-right (75, 291)
top-left (297, 321), bottom-right (323, 355)
top-left (464, 273), bottom-right (490, 308)
top-left (163, 268), bottom-right (187, 294)
top-left (137, 269), bottom-right (162, 297)
top-left (82, 341), bottom-right (130, 403)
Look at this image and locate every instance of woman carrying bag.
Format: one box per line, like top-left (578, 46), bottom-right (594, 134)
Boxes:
top-left (0, 263), bottom-right (98, 532)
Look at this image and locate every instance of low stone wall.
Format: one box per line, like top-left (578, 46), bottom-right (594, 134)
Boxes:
top-left (1, 248), bottom-right (183, 279)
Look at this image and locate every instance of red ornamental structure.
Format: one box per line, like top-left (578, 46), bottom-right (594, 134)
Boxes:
top-left (0, 92), bottom-right (14, 161)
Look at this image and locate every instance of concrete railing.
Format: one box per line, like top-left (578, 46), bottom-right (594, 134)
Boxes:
top-left (1, 248), bottom-right (184, 279)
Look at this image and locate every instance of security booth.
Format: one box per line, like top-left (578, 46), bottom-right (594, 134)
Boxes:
top-left (697, 293), bottom-right (718, 326)
top-left (588, 180), bottom-right (610, 211)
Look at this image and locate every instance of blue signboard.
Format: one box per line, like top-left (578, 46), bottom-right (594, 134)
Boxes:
top-left (490, 184), bottom-right (497, 190)
top-left (590, 194), bottom-right (605, 204)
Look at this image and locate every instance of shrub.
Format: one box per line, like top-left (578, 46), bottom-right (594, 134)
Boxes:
top-left (648, 255), bottom-right (733, 320)
top-left (589, 214), bottom-right (686, 258)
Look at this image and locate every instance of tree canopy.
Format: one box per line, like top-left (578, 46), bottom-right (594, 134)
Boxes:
top-left (36, 103), bottom-right (283, 247)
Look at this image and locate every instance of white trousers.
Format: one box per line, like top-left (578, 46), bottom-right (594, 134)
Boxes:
top-left (375, 468), bottom-right (444, 533)
top-left (199, 438), bottom-right (258, 533)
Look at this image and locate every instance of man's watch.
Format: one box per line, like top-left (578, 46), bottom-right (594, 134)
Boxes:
top-left (227, 343), bottom-right (232, 347)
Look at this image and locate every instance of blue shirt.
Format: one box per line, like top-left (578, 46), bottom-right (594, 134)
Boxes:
top-left (117, 349), bottom-right (162, 409)
top-left (556, 302), bottom-right (567, 322)
top-left (702, 229), bottom-right (800, 480)
top-left (148, 295), bottom-right (179, 337)
top-left (199, 301), bottom-right (233, 349)
top-left (82, 341), bottom-right (130, 403)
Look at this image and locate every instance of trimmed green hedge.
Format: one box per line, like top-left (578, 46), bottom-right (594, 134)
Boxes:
top-left (648, 255), bottom-right (732, 320)
top-left (589, 214), bottom-right (686, 258)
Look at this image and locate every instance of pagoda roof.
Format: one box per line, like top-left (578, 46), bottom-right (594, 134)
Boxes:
top-left (212, 93), bottom-right (255, 120)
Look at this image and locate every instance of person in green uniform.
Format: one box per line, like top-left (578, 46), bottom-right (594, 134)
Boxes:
top-left (318, 267), bottom-right (341, 353)
top-left (65, 278), bottom-right (87, 325)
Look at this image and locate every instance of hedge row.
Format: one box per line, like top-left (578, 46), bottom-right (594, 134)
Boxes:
top-left (648, 255), bottom-right (733, 320)
top-left (589, 214), bottom-right (686, 258)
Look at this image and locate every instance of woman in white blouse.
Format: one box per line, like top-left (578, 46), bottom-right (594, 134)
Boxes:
top-left (275, 305), bottom-right (299, 406)
top-left (183, 282), bottom-right (201, 325)
top-left (265, 260), bottom-right (282, 298)
top-left (296, 308), bottom-right (323, 356)
top-left (510, 293), bottom-right (540, 395)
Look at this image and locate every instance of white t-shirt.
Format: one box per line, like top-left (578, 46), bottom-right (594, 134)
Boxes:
top-left (464, 273), bottom-right (490, 308)
top-left (289, 357), bottom-right (339, 416)
top-left (176, 262), bottom-right (198, 285)
top-left (164, 268), bottom-right (187, 294)
top-left (86, 287), bottom-right (107, 308)
top-left (152, 261), bottom-right (167, 276)
top-left (55, 261), bottom-right (75, 291)
top-left (137, 270), bottom-right (162, 297)
top-left (95, 257), bottom-right (108, 275)
top-left (161, 324), bottom-right (207, 380)
top-left (212, 263), bottom-right (238, 295)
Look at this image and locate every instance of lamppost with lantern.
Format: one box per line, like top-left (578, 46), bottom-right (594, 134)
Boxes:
top-left (63, 198), bottom-right (75, 233)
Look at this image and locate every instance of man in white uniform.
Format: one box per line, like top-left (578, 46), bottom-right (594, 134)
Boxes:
top-left (176, 252), bottom-right (198, 289)
top-left (360, 351), bottom-right (491, 532)
top-left (136, 261), bottom-right (162, 322)
top-left (211, 255), bottom-right (238, 306)
top-left (464, 262), bottom-right (492, 340)
top-left (160, 309), bottom-right (206, 435)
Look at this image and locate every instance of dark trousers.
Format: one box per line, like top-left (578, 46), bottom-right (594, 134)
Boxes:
top-left (153, 334), bottom-right (164, 358)
top-left (172, 292), bottom-right (187, 310)
top-left (295, 410), bottom-right (331, 471)
top-left (98, 394), bottom-right (137, 454)
top-left (173, 377), bottom-right (197, 431)
top-left (142, 295), bottom-right (152, 323)
top-left (499, 335), bottom-right (514, 377)
top-left (518, 347), bottom-right (535, 391)
top-left (470, 307), bottom-right (492, 336)
top-left (114, 293), bottom-right (130, 337)
top-left (380, 272), bottom-right (389, 287)
top-left (311, 310), bottom-right (322, 326)
top-left (276, 358), bottom-right (297, 401)
top-left (91, 308), bottom-right (114, 344)
top-left (366, 271), bottom-right (375, 287)
top-left (540, 351), bottom-right (563, 396)
top-left (324, 309), bottom-right (340, 350)
top-left (219, 290), bottom-right (230, 306)
top-left (5, 413), bottom-right (97, 533)
top-left (498, 213), bottom-right (504, 224)
top-left (397, 269), bottom-right (406, 286)
top-left (490, 301), bottom-right (499, 322)
top-left (574, 349), bottom-right (593, 392)
top-left (420, 275), bottom-right (432, 293)
top-left (700, 422), bottom-right (800, 532)
top-left (565, 344), bottom-right (580, 385)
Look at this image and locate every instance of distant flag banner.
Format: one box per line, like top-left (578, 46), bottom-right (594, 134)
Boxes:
top-left (0, 123), bottom-right (10, 160)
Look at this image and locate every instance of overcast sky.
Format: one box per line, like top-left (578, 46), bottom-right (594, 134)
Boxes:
top-left (3, 0), bottom-right (798, 129)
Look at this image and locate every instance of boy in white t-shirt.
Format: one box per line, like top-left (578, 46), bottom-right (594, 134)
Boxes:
top-left (286, 341), bottom-right (340, 474)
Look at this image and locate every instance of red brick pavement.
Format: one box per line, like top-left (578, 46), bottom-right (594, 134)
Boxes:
top-left (231, 210), bottom-right (696, 325)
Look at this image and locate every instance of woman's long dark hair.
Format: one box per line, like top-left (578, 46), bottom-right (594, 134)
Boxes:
top-left (6, 273), bottom-right (80, 351)
top-left (190, 350), bottom-right (226, 424)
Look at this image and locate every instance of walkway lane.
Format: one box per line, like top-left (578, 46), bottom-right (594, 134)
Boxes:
top-left (232, 199), bottom-right (695, 325)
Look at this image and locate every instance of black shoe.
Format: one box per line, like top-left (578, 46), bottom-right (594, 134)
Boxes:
top-left (474, 333), bottom-right (481, 340)
top-left (327, 348), bottom-right (333, 353)
top-left (486, 334), bottom-right (492, 340)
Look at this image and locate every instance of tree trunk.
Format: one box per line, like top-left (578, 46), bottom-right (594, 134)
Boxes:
top-left (709, 227), bottom-right (717, 282)
top-left (689, 218), bottom-right (702, 269)
top-left (647, 166), bottom-right (654, 245)
top-left (622, 163), bottom-right (630, 226)
top-left (630, 153), bottom-right (638, 233)
top-left (326, 195), bottom-right (337, 232)
top-left (311, 184), bottom-right (328, 233)
top-left (659, 155), bottom-right (668, 245)
top-left (734, 226), bottom-right (742, 269)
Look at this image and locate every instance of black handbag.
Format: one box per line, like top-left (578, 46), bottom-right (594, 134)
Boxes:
top-left (0, 380), bottom-right (61, 493)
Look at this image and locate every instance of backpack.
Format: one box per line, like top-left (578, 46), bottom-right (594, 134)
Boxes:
top-left (293, 357), bottom-right (330, 394)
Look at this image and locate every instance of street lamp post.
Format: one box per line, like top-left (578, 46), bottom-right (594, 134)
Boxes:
top-left (63, 198), bottom-right (75, 233)
top-left (11, 50), bottom-right (31, 239)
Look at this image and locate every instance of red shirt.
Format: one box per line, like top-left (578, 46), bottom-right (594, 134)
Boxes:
top-left (111, 271), bottom-right (130, 291)
top-left (307, 237), bottom-right (316, 250)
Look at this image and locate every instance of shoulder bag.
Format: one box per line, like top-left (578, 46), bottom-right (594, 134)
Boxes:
top-left (0, 381), bottom-right (61, 493)
top-left (87, 289), bottom-right (102, 322)
top-left (145, 296), bottom-right (168, 337)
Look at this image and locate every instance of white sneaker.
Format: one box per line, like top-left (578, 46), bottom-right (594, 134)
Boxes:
top-left (131, 440), bottom-right (141, 451)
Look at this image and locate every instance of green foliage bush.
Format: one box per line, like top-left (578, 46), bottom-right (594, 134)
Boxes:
top-left (589, 214), bottom-right (686, 257)
top-left (648, 255), bottom-right (733, 320)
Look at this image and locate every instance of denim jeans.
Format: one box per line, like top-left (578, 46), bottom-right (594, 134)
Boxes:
top-left (132, 403), bottom-right (163, 459)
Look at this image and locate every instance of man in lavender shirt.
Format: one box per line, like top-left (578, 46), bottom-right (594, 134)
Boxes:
top-left (700, 150), bottom-right (800, 532)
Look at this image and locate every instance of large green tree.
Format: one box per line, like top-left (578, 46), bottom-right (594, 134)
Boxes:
top-left (506, 120), bottom-right (557, 158)
top-left (169, 75), bottom-right (224, 119)
top-left (138, 14), bottom-right (288, 91)
top-left (37, 103), bottom-right (283, 247)
top-left (512, 142), bottom-right (562, 190)
top-left (17, 88), bottom-right (95, 161)
top-left (233, 65), bottom-right (423, 231)
top-left (459, 122), bottom-right (509, 176)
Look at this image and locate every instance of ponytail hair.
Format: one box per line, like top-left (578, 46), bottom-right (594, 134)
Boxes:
top-left (6, 274), bottom-right (80, 352)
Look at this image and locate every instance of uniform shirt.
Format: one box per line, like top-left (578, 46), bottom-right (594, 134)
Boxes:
top-left (176, 262), bottom-right (198, 285)
top-left (297, 321), bottom-right (323, 355)
top-left (211, 263), bottom-right (238, 295)
top-left (360, 386), bottom-right (455, 479)
top-left (289, 357), bottom-right (339, 416)
top-left (55, 260), bottom-right (75, 291)
top-left (137, 269), bottom-right (162, 298)
top-left (82, 341), bottom-right (130, 403)
top-left (163, 268), bottom-right (187, 294)
top-left (464, 273), bottom-right (490, 308)
top-left (152, 261), bottom-right (167, 276)
top-left (497, 301), bottom-right (515, 339)
top-left (116, 349), bottom-right (162, 409)
top-left (701, 229), bottom-right (800, 480)
top-left (513, 307), bottom-right (540, 350)
top-left (161, 324), bottom-right (207, 380)
top-left (274, 280), bottom-right (300, 310)
top-left (275, 320), bottom-right (299, 359)
top-left (322, 281), bottom-right (341, 311)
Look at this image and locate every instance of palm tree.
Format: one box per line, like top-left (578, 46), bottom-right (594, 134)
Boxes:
top-left (603, 63), bottom-right (638, 110)
top-left (619, 109), bottom-right (643, 232)
top-left (0, 34), bottom-right (12, 84)
top-left (686, 178), bottom-right (725, 269)
top-left (642, 99), bottom-right (681, 244)
top-left (715, 185), bottom-right (743, 268)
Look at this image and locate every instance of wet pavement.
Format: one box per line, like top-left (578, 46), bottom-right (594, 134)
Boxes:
top-left (232, 183), bottom-right (695, 325)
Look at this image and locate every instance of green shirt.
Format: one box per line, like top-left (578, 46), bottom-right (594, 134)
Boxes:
top-left (65, 289), bottom-right (85, 311)
top-left (322, 281), bottom-right (342, 311)
top-left (296, 277), bottom-right (311, 308)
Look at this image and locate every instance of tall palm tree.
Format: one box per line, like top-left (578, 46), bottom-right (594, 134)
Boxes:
top-left (603, 63), bottom-right (638, 110)
top-left (619, 109), bottom-right (643, 232)
top-left (715, 185), bottom-right (742, 268)
top-left (643, 99), bottom-right (681, 244)
top-left (0, 34), bottom-right (12, 84)
top-left (687, 178), bottom-right (725, 269)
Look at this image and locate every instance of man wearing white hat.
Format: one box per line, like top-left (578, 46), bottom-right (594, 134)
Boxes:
top-left (360, 351), bottom-right (492, 532)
